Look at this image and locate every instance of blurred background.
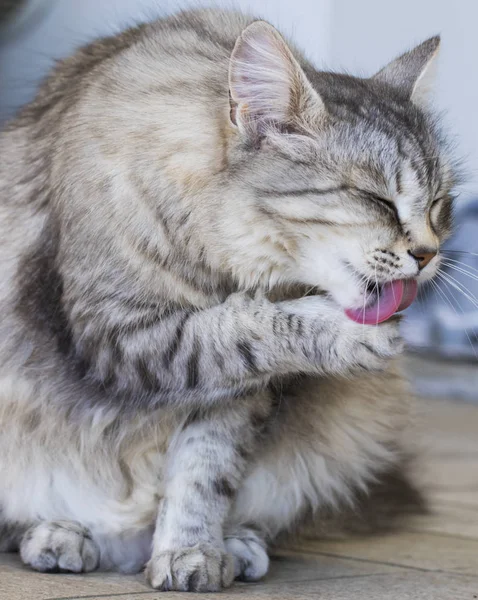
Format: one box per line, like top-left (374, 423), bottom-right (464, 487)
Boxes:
top-left (1, 0), bottom-right (477, 400)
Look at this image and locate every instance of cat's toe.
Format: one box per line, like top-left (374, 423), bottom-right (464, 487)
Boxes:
top-left (225, 532), bottom-right (269, 582)
top-left (20, 521), bottom-right (100, 573)
top-left (145, 543), bottom-right (234, 592)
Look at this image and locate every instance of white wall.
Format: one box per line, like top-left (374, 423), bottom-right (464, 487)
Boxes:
top-left (1, 0), bottom-right (477, 197)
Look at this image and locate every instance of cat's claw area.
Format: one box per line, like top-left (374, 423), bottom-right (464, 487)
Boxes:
top-left (145, 543), bottom-right (235, 592)
top-left (20, 521), bottom-right (100, 573)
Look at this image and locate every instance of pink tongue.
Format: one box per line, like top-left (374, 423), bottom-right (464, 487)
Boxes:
top-left (345, 279), bottom-right (418, 325)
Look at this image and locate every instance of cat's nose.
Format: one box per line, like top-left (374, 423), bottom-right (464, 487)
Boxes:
top-left (408, 247), bottom-right (437, 270)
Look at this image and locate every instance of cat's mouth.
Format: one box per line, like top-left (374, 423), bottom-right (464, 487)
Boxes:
top-left (345, 279), bottom-right (418, 325)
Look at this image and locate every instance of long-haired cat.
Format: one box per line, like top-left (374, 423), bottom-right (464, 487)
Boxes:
top-left (0, 8), bottom-right (456, 591)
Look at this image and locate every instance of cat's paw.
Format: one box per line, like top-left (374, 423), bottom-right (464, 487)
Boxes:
top-left (225, 531), bottom-right (269, 581)
top-left (20, 521), bottom-right (100, 573)
top-left (343, 315), bottom-right (403, 371)
top-left (280, 295), bottom-right (403, 373)
top-left (145, 543), bottom-right (234, 592)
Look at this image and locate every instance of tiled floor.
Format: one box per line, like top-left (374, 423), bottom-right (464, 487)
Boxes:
top-left (1, 397), bottom-right (477, 600)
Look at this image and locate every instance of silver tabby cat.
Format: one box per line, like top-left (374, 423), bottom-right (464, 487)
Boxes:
top-left (0, 8), bottom-right (456, 592)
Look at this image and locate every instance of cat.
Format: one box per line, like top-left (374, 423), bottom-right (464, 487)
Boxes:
top-left (0, 8), bottom-right (456, 592)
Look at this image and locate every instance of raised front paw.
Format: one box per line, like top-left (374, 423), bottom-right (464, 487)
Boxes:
top-left (20, 521), bottom-right (100, 573)
top-left (145, 543), bottom-right (234, 592)
top-left (280, 295), bottom-right (403, 374)
top-left (345, 316), bottom-right (403, 372)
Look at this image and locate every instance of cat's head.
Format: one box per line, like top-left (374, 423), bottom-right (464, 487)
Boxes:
top-left (225, 21), bottom-right (457, 318)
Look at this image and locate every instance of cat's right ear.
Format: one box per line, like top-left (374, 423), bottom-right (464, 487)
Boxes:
top-left (228, 21), bottom-right (323, 138)
top-left (372, 36), bottom-right (440, 107)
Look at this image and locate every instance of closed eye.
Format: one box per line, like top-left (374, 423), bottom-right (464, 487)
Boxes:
top-left (358, 190), bottom-right (400, 220)
top-left (430, 193), bottom-right (455, 214)
top-left (432, 197), bottom-right (444, 207)
top-left (431, 195), bottom-right (447, 207)
top-left (430, 195), bottom-right (448, 221)
top-left (429, 193), bottom-right (455, 235)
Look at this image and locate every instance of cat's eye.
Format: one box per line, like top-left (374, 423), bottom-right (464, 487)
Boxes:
top-left (431, 196), bottom-right (445, 207)
top-left (372, 196), bottom-right (396, 212)
top-left (430, 195), bottom-right (450, 218)
top-left (361, 191), bottom-right (400, 220)
top-left (429, 195), bottom-right (453, 231)
top-left (431, 192), bottom-right (455, 207)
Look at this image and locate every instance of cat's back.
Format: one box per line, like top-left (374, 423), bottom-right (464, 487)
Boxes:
top-left (1, 8), bottom-right (248, 132)
top-left (1, 8), bottom-right (250, 141)
top-left (0, 8), bottom-right (252, 244)
top-left (0, 8), bottom-right (249, 193)
top-left (0, 8), bottom-right (250, 322)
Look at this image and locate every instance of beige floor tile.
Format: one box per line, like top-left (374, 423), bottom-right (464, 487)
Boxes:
top-left (433, 488), bottom-right (478, 508)
top-left (56, 571), bottom-right (478, 600)
top-left (421, 456), bottom-right (478, 490)
top-left (265, 571), bottom-right (478, 600)
top-left (404, 500), bottom-right (478, 539)
top-left (0, 553), bottom-right (150, 600)
top-left (289, 531), bottom-right (478, 575)
top-left (416, 396), bottom-right (478, 456)
top-left (0, 550), bottom-right (395, 600)
top-left (266, 548), bottom-right (396, 582)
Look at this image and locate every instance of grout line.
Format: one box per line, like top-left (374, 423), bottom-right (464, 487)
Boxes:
top-left (428, 451), bottom-right (478, 459)
top-left (282, 548), bottom-right (478, 578)
top-left (428, 486), bottom-right (478, 493)
top-left (433, 501), bottom-right (478, 512)
top-left (401, 527), bottom-right (478, 544)
top-left (277, 547), bottom-right (432, 573)
top-left (45, 572), bottom-right (388, 600)
top-left (47, 591), bottom-right (156, 600)
top-left (251, 571), bottom-right (389, 587)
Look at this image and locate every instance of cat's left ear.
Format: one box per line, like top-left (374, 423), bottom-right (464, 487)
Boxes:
top-left (228, 21), bottom-right (324, 137)
top-left (372, 36), bottom-right (440, 107)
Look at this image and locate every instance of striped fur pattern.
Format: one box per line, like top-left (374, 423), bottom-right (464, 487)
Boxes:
top-left (0, 9), bottom-right (456, 591)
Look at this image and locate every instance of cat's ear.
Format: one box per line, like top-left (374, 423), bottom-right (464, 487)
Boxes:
top-left (372, 36), bottom-right (440, 107)
top-left (228, 21), bottom-right (324, 137)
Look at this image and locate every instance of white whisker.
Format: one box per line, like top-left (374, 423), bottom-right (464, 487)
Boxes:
top-left (442, 250), bottom-right (478, 257)
top-left (440, 268), bottom-right (478, 287)
top-left (436, 271), bottom-right (478, 309)
top-left (441, 259), bottom-right (478, 281)
top-left (432, 277), bottom-right (478, 359)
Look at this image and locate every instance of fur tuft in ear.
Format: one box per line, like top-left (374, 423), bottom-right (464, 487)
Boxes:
top-left (229, 21), bottom-right (323, 136)
top-left (373, 36), bottom-right (440, 107)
